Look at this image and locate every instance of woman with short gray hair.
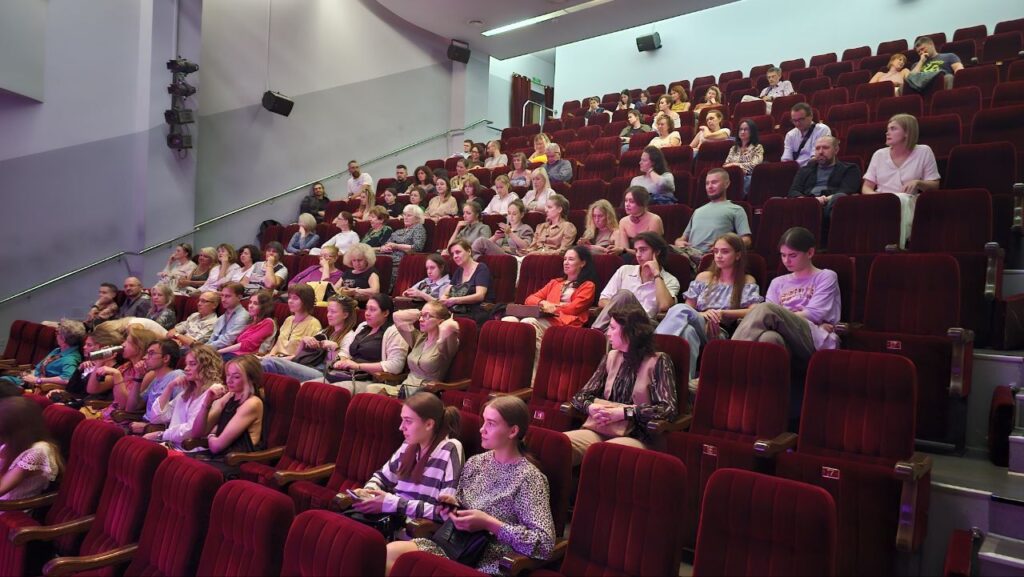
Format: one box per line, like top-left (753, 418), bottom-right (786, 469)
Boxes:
top-left (380, 204), bottom-right (428, 291)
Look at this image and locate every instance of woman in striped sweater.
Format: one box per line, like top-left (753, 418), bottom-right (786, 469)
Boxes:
top-left (346, 392), bottom-right (464, 524)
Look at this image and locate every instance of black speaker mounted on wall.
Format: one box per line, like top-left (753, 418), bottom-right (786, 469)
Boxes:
top-left (636, 32), bottom-right (662, 52)
top-left (262, 91), bottom-right (294, 117)
top-left (447, 40), bottom-right (471, 64)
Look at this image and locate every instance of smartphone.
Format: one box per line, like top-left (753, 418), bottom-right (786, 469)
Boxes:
top-left (346, 489), bottom-right (365, 501)
top-left (314, 333), bottom-right (328, 342)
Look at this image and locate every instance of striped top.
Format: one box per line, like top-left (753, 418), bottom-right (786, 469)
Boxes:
top-left (364, 438), bottom-right (464, 520)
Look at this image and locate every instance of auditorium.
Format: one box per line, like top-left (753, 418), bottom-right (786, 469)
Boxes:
top-left (1, 0), bottom-right (1023, 574)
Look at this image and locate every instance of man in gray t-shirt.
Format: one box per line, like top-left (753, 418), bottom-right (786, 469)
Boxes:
top-left (673, 168), bottom-right (752, 267)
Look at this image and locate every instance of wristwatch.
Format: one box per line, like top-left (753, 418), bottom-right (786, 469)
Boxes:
top-left (624, 406), bottom-right (635, 419)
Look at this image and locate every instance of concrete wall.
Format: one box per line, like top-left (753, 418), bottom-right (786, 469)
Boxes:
top-left (0, 0), bottom-right (47, 101)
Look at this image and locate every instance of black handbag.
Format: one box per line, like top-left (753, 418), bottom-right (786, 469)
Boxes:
top-left (430, 518), bottom-right (491, 567)
top-left (343, 510), bottom-right (405, 542)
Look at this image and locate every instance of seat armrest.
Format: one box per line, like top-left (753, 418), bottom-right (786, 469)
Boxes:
top-left (754, 432), bottom-right (798, 457)
top-left (1012, 183), bottom-right (1023, 234)
top-left (490, 388), bottom-right (533, 401)
top-left (895, 452), bottom-right (933, 552)
top-left (947, 327), bottom-right (974, 398)
top-left (424, 378), bottom-right (472, 393)
top-left (406, 518), bottom-right (440, 539)
top-left (894, 452), bottom-right (932, 482)
top-left (499, 539), bottom-right (568, 576)
top-left (0, 491), bottom-right (57, 512)
top-left (10, 515), bottom-right (95, 546)
top-left (985, 242), bottom-right (1005, 301)
top-left (480, 303), bottom-right (496, 312)
top-left (372, 371), bottom-right (408, 385)
top-left (834, 322), bottom-right (862, 338)
top-left (224, 446), bottom-right (284, 467)
top-left (37, 383), bottom-right (65, 394)
top-left (647, 413), bottom-right (693, 434)
top-left (84, 399), bottom-right (112, 411)
top-left (43, 544), bottom-right (139, 577)
top-left (181, 437), bottom-right (209, 451)
top-left (329, 494), bottom-right (354, 513)
top-left (111, 410), bottom-right (145, 424)
top-left (559, 402), bottom-right (584, 418)
top-left (273, 463), bottom-right (336, 487)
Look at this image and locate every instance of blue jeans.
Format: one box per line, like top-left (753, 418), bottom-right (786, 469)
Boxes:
top-left (260, 356), bottom-right (326, 382)
top-left (654, 303), bottom-right (706, 379)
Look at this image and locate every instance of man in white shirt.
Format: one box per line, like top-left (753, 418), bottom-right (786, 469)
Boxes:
top-left (781, 103), bottom-right (832, 167)
top-left (592, 232), bottom-right (680, 330)
top-left (345, 160), bottom-right (372, 200)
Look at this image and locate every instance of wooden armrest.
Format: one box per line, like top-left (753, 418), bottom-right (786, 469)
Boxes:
top-left (181, 437), bottom-right (209, 451)
top-left (0, 491), bottom-right (57, 511)
top-left (753, 432), bottom-right (798, 458)
top-left (273, 463), bottom-right (336, 486)
top-left (834, 322), bottom-right (862, 338)
top-left (480, 303), bottom-right (496, 312)
top-left (1012, 183), bottom-right (1022, 234)
top-left (37, 383), bottom-right (65, 394)
top-left (329, 494), bottom-right (354, 513)
top-left (85, 399), bottom-right (112, 411)
top-left (143, 424), bottom-right (165, 435)
top-left (490, 388), bottom-right (533, 401)
top-left (111, 410), bottom-right (145, 424)
top-left (424, 378), bottom-right (472, 393)
top-left (372, 371), bottom-right (408, 385)
top-left (985, 242), bottom-right (1004, 301)
top-left (499, 539), bottom-right (568, 576)
top-left (43, 544), bottom-right (139, 577)
top-left (646, 413), bottom-right (693, 434)
top-left (884, 243), bottom-right (905, 254)
top-left (895, 452), bottom-right (933, 552)
top-left (11, 515), bottom-right (95, 546)
top-left (406, 518), bottom-right (440, 539)
top-left (947, 327), bottom-right (974, 398)
top-left (224, 445), bottom-right (284, 467)
top-left (559, 402), bottom-right (583, 418)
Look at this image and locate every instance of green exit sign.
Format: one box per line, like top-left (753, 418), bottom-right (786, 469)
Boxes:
top-left (531, 76), bottom-right (543, 85)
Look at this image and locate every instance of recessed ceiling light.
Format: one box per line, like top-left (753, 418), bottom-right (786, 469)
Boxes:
top-left (469, 19), bottom-right (484, 27)
top-left (481, 0), bottom-right (612, 36)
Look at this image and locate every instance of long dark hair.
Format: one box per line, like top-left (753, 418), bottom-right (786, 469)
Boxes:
top-left (397, 393), bottom-right (460, 480)
top-left (565, 245), bottom-right (599, 305)
top-left (0, 397), bottom-right (57, 473)
top-left (414, 166), bottom-right (435, 186)
top-left (643, 145), bottom-right (668, 174)
top-left (733, 118), bottom-right (761, 151)
top-left (704, 233), bottom-right (750, 310)
top-left (609, 300), bottom-right (656, 370)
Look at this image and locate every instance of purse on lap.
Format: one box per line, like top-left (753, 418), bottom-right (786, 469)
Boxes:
top-left (430, 518), bottom-right (491, 567)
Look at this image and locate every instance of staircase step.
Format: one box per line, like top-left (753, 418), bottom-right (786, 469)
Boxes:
top-left (979, 533), bottom-right (1024, 576)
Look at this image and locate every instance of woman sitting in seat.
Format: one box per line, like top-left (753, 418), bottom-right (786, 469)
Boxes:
top-left (473, 199), bottom-right (534, 258)
top-left (289, 245), bottom-right (344, 287)
top-left (194, 354), bottom-right (265, 457)
top-left (444, 201), bottom-right (492, 256)
top-left (723, 119), bottom-right (765, 197)
top-left (631, 146), bottom-right (677, 204)
top-left (693, 85), bottom-right (723, 115)
top-left (402, 254), bottom-right (451, 303)
top-left (615, 187), bottom-right (665, 260)
top-left (327, 294), bottom-right (409, 394)
top-left (44, 328), bottom-right (123, 404)
top-left (1, 319), bottom-right (85, 391)
top-left (462, 175), bottom-right (485, 209)
top-left (219, 290), bottom-right (277, 358)
top-left (315, 211), bottom-right (360, 256)
top-left (381, 204), bottom-right (428, 290)
top-left (194, 244), bottom-right (241, 294)
top-left (335, 242), bottom-right (381, 302)
top-left (361, 206), bottom-right (394, 249)
top-left (566, 300), bottom-right (678, 464)
top-left (346, 392), bottom-right (463, 529)
top-left (381, 188), bottom-right (406, 218)
top-left (578, 199), bottom-right (621, 256)
top-left (379, 304), bottom-right (461, 396)
top-left (440, 240), bottom-right (492, 326)
top-left (158, 243), bottom-right (197, 287)
top-left (286, 213), bottom-right (321, 254)
top-left (528, 133), bottom-right (551, 165)
top-left (655, 233), bottom-right (762, 378)
top-left (649, 114), bottom-right (683, 149)
top-left (178, 247), bottom-right (215, 293)
top-left (413, 166), bottom-right (436, 196)
top-left (522, 167), bottom-right (554, 213)
top-left (669, 84), bottom-right (691, 113)
top-left (408, 187), bottom-right (428, 211)
top-left (235, 245), bottom-right (259, 287)
top-left (870, 53), bottom-right (910, 95)
top-left (385, 396), bottom-right (555, 576)
top-left (654, 94), bottom-right (681, 127)
top-left (261, 284), bottom-right (323, 360)
top-left (519, 194), bottom-right (577, 257)
top-left (507, 153), bottom-right (532, 189)
top-left (144, 344), bottom-right (222, 448)
top-left (450, 158), bottom-right (472, 192)
top-left (353, 184), bottom-right (375, 221)
top-left (426, 177), bottom-right (458, 220)
top-left (689, 109), bottom-right (731, 152)
top-left (615, 90), bottom-right (632, 111)
top-left (467, 143), bottom-right (486, 169)
top-left (100, 325), bottom-right (160, 418)
top-left (0, 397), bottom-right (61, 501)
top-left (261, 295), bottom-right (357, 381)
top-left (482, 175), bottom-right (520, 216)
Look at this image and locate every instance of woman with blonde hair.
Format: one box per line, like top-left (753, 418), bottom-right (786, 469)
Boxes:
top-left (102, 325), bottom-right (160, 416)
top-left (336, 242), bottom-right (382, 300)
top-left (522, 167), bottom-right (554, 212)
top-left (381, 204), bottom-right (428, 288)
top-left (193, 354), bottom-right (265, 457)
top-left (519, 194), bottom-right (577, 256)
top-left (287, 212), bottom-right (321, 254)
top-left (146, 283), bottom-right (177, 330)
top-left (353, 184), bottom-right (376, 221)
top-left (693, 85), bottom-right (723, 114)
top-left (195, 243), bottom-right (241, 294)
top-left (870, 53), bottom-right (911, 95)
top-left (178, 247), bottom-right (215, 292)
top-left (578, 199), bottom-right (621, 255)
top-left (145, 343), bottom-right (223, 448)
top-left (528, 133), bottom-right (550, 164)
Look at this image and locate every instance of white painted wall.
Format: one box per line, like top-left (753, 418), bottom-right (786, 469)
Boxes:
top-left (487, 52), bottom-right (555, 130)
top-left (0, 0), bottom-right (47, 101)
top-left (554, 0), bottom-right (1024, 104)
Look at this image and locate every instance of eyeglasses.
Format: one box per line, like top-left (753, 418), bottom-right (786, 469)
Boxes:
top-left (419, 313), bottom-right (440, 320)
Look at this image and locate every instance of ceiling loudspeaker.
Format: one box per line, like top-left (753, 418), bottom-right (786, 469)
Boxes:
top-left (636, 32), bottom-right (662, 52)
top-left (447, 40), bottom-right (471, 64)
top-left (262, 91), bottom-right (294, 117)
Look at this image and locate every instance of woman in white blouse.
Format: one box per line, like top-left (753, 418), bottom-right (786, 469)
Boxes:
top-left (145, 343), bottom-right (224, 449)
top-left (194, 243), bottom-right (242, 294)
top-left (0, 397), bottom-right (61, 501)
top-left (522, 167), bottom-right (554, 212)
top-left (313, 211), bottom-right (360, 255)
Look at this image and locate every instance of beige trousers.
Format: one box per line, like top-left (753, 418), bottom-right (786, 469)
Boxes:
top-left (565, 429), bottom-right (649, 466)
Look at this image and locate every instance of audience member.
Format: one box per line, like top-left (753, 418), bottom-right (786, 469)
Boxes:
top-left (473, 199), bottom-right (534, 258)
top-left (327, 294), bottom-right (408, 393)
top-left (578, 199), bottom-right (621, 256)
top-left (544, 144), bottom-right (573, 184)
top-left (352, 184), bottom-right (375, 221)
top-left (528, 134), bottom-right (550, 165)
top-left (393, 165), bottom-right (411, 195)
top-left (669, 84), bottom-right (691, 112)
top-left (241, 241), bottom-right (288, 295)
top-left (194, 244), bottom-right (241, 294)
top-left (522, 167), bottom-right (555, 212)
top-left (693, 85), bottom-right (723, 114)
top-left (116, 277), bottom-right (151, 319)
top-left (381, 204), bottom-right (428, 287)
top-left (782, 102), bottom-right (832, 166)
top-left (616, 187), bottom-right (665, 259)
top-left (484, 140), bottom-right (508, 169)
top-left (567, 300), bottom-right (678, 462)
top-left (907, 35), bottom-right (963, 92)
top-left (450, 157), bottom-right (471, 192)
top-left (619, 109), bottom-right (652, 151)
top-left (315, 212), bottom-right (360, 256)
top-left (385, 396), bottom-right (555, 576)
top-left (407, 186), bottom-right (428, 211)
top-left (100, 325), bottom-right (158, 419)
top-left (300, 181), bottom-right (330, 223)
top-left (673, 168), bottom-right (752, 268)
top-left (84, 282), bottom-right (119, 330)
top-left (219, 290), bottom-right (277, 357)
top-left (401, 254), bottom-right (451, 303)
top-left (144, 344), bottom-right (223, 448)
top-left (455, 139), bottom-right (473, 159)
top-left (167, 290), bottom-right (220, 348)
top-left (206, 283), bottom-right (251, 351)
top-left (336, 243), bottom-right (382, 301)
top-left (520, 194), bottom-right (577, 256)
top-left (346, 159), bottom-right (373, 200)
top-left (753, 66), bottom-right (794, 112)
top-left (127, 339), bottom-right (183, 434)
top-left (732, 227), bottom-right (840, 360)
top-left (654, 94), bottom-right (681, 126)
top-left (361, 206), bottom-right (394, 248)
top-left (157, 243), bottom-right (197, 286)
top-left (146, 283), bottom-right (177, 330)
top-left (582, 97), bottom-right (609, 122)
top-left (46, 328), bottom-right (123, 403)
top-left (507, 152), bottom-right (533, 188)
top-left (194, 354), bottom-right (265, 457)
top-left (440, 240), bottom-right (493, 325)
top-left (689, 109), bottom-right (730, 152)
top-left (788, 136), bottom-right (862, 226)
top-left (871, 54), bottom-right (911, 95)
top-left (634, 89), bottom-right (651, 109)
top-left (289, 245), bottom-right (344, 287)
top-left (0, 319), bottom-right (84, 390)
top-left (236, 245), bottom-right (259, 284)
top-left (656, 234), bottom-right (762, 378)
top-left (650, 114), bottom-right (683, 149)
top-left (413, 166), bottom-right (436, 196)
top-left (482, 175), bottom-right (520, 216)
top-left (631, 146), bottom-right (677, 205)
top-left (467, 143), bottom-right (486, 169)
top-left (863, 113), bottom-right (939, 247)
top-left (383, 305), bottom-right (461, 395)
top-left (444, 200), bottom-right (492, 254)
top-left (462, 174), bottom-right (484, 207)
top-left (426, 177), bottom-right (458, 220)
top-left (262, 284), bottom-right (323, 358)
top-left (262, 295), bottom-right (358, 380)
top-left (287, 213), bottom-right (321, 254)
top-left (0, 397), bottom-right (61, 501)
top-left (723, 118), bottom-right (765, 196)
top-left (595, 232), bottom-right (679, 328)
top-left (615, 90), bottom-right (633, 111)
top-left (178, 247), bottom-right (216, 292)
top-left (381, 189), bottom-right (406, 218)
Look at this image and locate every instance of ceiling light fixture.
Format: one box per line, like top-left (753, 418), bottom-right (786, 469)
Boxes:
top-left (480, 0), bottom-right (613, 37)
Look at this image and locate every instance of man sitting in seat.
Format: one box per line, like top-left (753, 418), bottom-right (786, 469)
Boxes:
top-left (85, 282), bottom-right (120, 330)
top-left (392, 164), bottom-right (411, 195)
top-left (116, 277), bottom-right (151, 319)
top-left (788, 136), bottom-right (862, 228)
top-left (544, 143), bottom-right (573, 184)
top-left (673, 168), bottom-right (752, 269)
top-left (593, 232), bottom-right (680, 330)
top-left (166, 290), bottom-right (220, 349)
top-left (908, 35), bottom-right (963, 92)
top-left (743, 66), bottom-right (794, 114)
top-left (781, 103), bottom-right (832, 167)
top-left (345, 159), bottom-right (372, 200)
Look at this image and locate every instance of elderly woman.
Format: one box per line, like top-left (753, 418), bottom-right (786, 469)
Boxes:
top-left (444, 200), bottom-right (491, 255)
top-left (441, 240), bottom-right (493, 325)
top-left (566, 300), bottom-right (678, 464)
top-left (522, 167), bottom-right (555, 212)
top-left (528, 133), bottom-right (550, 165)
top-left (631, 146), bottom-right (677, 204)
top-left (1, 319), bottom-right (85, 390)
top-left (241, 242), bottom-right (288, 295)
top-left (413, 166), bottom-right (436, 196)
top-left (473, 198), bottom-right (534, 257)
top-left (650, 114), bottom-right (682, 149)
top-left (724, 119), bottom-right (765, 197)
top-left (43, 328), bottom-right (123, 404)
top-left (485, 140), bottom-right (508, 169)
top-left (507, 152), bottom-right (533, 188)
top-left (289, 244), bottom-right (344, 287)
top-left (689, 109), bottom-right (731, 152)
top-left (381, 204), bottom-right (428, 288)
top-left (287, 213), bottom-right (321, 254)
top-left (315, 211), bottom-right (360, 255)
top-left (147, 283), bottom-right (178, 330)
top-left (578, 199), bottom-right (621, 256)
top-left (871, 53), bottom-right (911, 95)
top-left (178, 247), bottom-right (216, 292)
top-left (402, 254), bottom-right (451, 303)
top-left (616, 187), bottom-right (665, 258)
top-left (327, 294), bottom-right (409, 394)
top-left (519, 194), bottom-right (577, 256)
top-left (158, 243), bottom-right (197, 287)
top-left (299, 181), bottom-right (330, 223)
top-left (335, 242), bottom-right (382, 301)
top-left (361, 206), bottom-right (394, 248)
top-left (426, 176), bottom-right (458, 220)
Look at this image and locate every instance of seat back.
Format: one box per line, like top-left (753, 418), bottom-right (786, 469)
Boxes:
top-left (80, 437), bottom-right (167, 557)
top-left (863, 254), bottom-right (961, 335)
top-left (326, 394), bottom-right (404, 492)
top-left (824, 101), bottom-right (869, 141)
top-left (261, 373), bottom-right (300, 449)
top-left (391, 551), bottom-right (488, 576)
top-left (798, 349), bottom-right (917, 461)
top-left (477, 254), bottom-right (518, 304)
top-left (456, 410), bottom-right (483, 458)
top-left (524, 426), bottom-right (573, 536)
top-left (810, 254), bottom-right (857, 322)
top-left (391, 253), bottom-right (430, 297)
top-left (577, 153), bottom-right (616, 181)
top-left (691, 340), bottom-right (790, 437)
top-left (126, 457), bottom-right (222, 577)
top-left (827, 193), bottom-right (901, 253)
top-left (514, 254), bottom-right (564, 304)
top-left (770, 93), bottom-right (807, 128)
top-left (560, 443), bottom-right (687, 577)
top-left (945, 142), bottom-right (1017, 196)
top-left (822, 61), bottom-right (854, 85)
top-left (993, 80), bottom-right (1024, 108)
top-left (844, 121), bottom-right (887, 167)
top-left (279, 382), bottom-right (351, 471)
top-left (42, 405), bottom-right (84, 461)
top-left (875, 94), bottom-right (923, 121)
top-left (694, 140), bottom-right (735, 175)
top-left (282, 510), bottom-right (386, 577)
top-left (649, 204), bottom-right (694, 246)
top-left (748, 161), bottom-right (799, 207)
top-left (529, 326), bottom-right (606, 428)
top-left (563, 179), bottom-right (607, 211)
top-left (467, 321), bottom-right (535, 395)
top-left (910, 189), bottom-right (992, 252)
top-left (444, 317), bottom-right (478, 382)
top-left (196, 480), bottom-right (295, 576)
top-left (692, 469), bottom-right (837, 577)
top-left (755, 198), bottom-right (822, 271)
top-left (981, 32), bottom-right (1023, 66)
top-left (798, 75), bottom-right (832, 99)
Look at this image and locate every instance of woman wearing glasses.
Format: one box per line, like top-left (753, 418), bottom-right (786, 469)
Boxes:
top-left (376, 302), bottom-right (461, 396)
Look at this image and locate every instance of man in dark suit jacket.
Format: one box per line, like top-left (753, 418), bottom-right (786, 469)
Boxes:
top-left (788, 136), bottom-right (862, 222)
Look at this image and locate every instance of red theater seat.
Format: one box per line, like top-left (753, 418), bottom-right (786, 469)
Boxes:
top-left (748, 161), bottom-right (799, 208)
top-left (527, 326), bottom-right (606, 432)
top-left (41, 405), bottom-right (84, 461)
top-left (828, 193), bottom-right (901, 253)
top-left (954, 65), bottom-right (1000, 107)
top-left (755, 198), bottom-right (822, 271)
top-left (282, 510), bottom-right (386, 577)
top-left (992, 80), bottom-right (1024, 108)
top-left (392, 552), bottom-right (487, 576)
top-left (822, 101), bottom-right (868, 141)
top-left (430, 321), bottom-right (535, 413)
top-left (195, 480), bottom-right (295, 576)
top-left (577, 153), bottom-right (616, 182)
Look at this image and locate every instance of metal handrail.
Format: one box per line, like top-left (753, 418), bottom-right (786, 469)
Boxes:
top-left (522, 101), bottom-right (558, 129)
top-left (0, 118), bottom-right (493, 305)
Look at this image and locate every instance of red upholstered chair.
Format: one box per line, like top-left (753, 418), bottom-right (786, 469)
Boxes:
top-left (662, 145), bottom-right (694, 177)
top-left (524, 426), bottom-right (573, 537)
top-left (945, 142), bottom-right (1020, 252)
top-left (875, 94), bottom-right (923, 121)
top-left (32, 437), bottom-right (167, 577)
top-left (844, 121), bottom-right (887, 167)
top-left (954, 65), bottom-right (1000, 106)
top-left (528, 326), bottom-right (606, 431)
top-left (807, 254), bottom-right (857, 322)
top-left (42, 404), bottom-right (84, 461)
top-left (755, 198), bottom-right (822, 271)
top-left (971, 105), bottom-right (1024, 181)
top-left (981, 32), bottom-right (1023, 78)
top-left (282, 510), bottom-right (386, 577)
top-left (827, 193), bottom-right (901, 253)
top-left (615, 150), bottom-right (642, 179)
top-left (262, 373), bottom-right (300, 449)
top-left (859, 54), bottom-right (893, 75)
top-left (776, 349), bottom-right (930, 576)
top-left (576, 125), bottom-right (603, 142)
top-left (993, 80), bottom-right (1024, 109)
top-left (195, 480), bottom-right (294, 576)
top-left (918, 114), bottom-right (963, 172)
top-left (392, 552), bottom-right (487, 576)
top-left (731, 99), bottom-right (767, 124)
top-left (549, 129), bottom-right (575, 145)
top-left (577, 153), bottom-right (616, 181)
top-left (823, 102), bottom-right (867, 143)
top-left (429, 321), bottom-right (535, 413)
top-left (286, 394), bottom-right (404, 512)
top-left (0, 319), bottom-right (31, 367)
top-left (759, 132), bottom-right (785, 162)
top-left (930, 87), bottom-right (981, 143)
top-left (514, 254), bottom-right (563, 304)
top-left (692, 469), bottom-right (837, 577)
top-left (664, 340), bottom-right (790, 547)
top-left (649, 204), bottom-right (694, 245)
top-left (430, 217), bottom-right (458, 252)
top-left (456, 409), bottom-right (484, 458)
top-left (562, 179), bottom-right (607, 212)
top-left (838, 255), bottom-right (973, 449)
top-left (1010, 59), bottom-right (1024, 81)
top-left (694, 140), bottom-right (733, 176)
top-left (0, 420), bottom-right (124, 577)
top-left (589, 135), bottom-right (621, 158)
top-left (718, 70), bottom-right (743, 86)
top-left (822, 61), bottom-right (854, 85)
top-left (811, 87), bottom-right (849, 119)
top-left (748, 162), bottom-right (799, 208)
top-left (788, 67), bottom-right (818, 89)
top-left (390, 253), bottom-right (429, 298)
top-left (780, 58), bottom-right (806, 76)
top-left (627, 130), bottom-right (657, 151)
top-left (535, 443), bottom-right (687, 577)
top-left (477, 254), bottom-right (518, 304)
top-left (953, 24), bottom-right (987, 47)
top-left (236, 381), bottom-right (351, 488)
top-left (42, 455), bottom-right (222, 577)
top-left (562, 139), bottom-right (592, 162)
top-left (841, 46), bottom-right (871, 62)
top-left (810, 53), bottom-right (838, 68)
top-left (798, 75), bottom-right (832, 99)
top-left (836, 69), bottom-right (872, 91)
